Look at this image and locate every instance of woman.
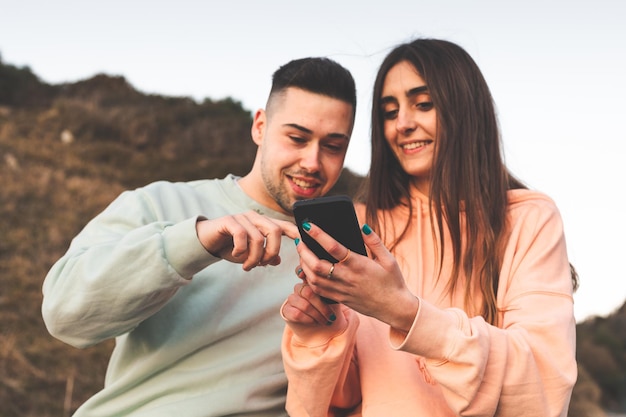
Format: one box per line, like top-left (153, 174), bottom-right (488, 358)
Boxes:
top-left (281, 38), bottom-right (577, 417)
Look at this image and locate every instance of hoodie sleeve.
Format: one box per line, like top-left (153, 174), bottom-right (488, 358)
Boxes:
top-left (389, 195), bottom-right (577, 417)
top-left (282, 305), bottom-right (363, 417)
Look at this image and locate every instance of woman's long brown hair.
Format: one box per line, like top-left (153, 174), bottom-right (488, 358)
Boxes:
top-left (358, 39), bottom-right (577, 325)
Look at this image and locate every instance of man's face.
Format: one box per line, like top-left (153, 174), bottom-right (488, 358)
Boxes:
top-left (251, 87), bottom-right (354, 214)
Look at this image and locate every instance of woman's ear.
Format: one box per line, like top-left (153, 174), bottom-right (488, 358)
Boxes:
top-left (251, 109), bottom-right (266, 146)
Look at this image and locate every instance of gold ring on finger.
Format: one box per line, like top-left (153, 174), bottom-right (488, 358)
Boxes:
top-left (326, 263), bottom-right (336, 279)
top-left (338, 250), bottom-right (351, 264)
top-left (299, 284), bottom-right (308, 297)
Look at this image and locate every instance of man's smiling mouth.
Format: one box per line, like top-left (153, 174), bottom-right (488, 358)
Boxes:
top-left (290, 176), bottom-right (319, 189)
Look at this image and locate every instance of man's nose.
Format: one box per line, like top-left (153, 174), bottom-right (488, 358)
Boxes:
top-left (299, 143), bottom-right (321, 172)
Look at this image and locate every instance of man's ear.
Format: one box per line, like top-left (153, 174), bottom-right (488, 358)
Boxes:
top-left (251, 109), bottom-right (266, 145)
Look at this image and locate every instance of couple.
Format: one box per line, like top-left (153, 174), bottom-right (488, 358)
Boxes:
top-left (42, 38), bottom-right (577, 417)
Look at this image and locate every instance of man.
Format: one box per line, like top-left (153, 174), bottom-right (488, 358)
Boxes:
top-left (42, 57), bottom-right (356, 417)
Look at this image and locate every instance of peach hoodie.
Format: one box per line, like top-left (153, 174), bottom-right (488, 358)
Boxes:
top-left (282, 189), bottom-right (577, 417)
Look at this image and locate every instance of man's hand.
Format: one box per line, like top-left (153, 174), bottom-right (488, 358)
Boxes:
top-left (195, 211), bottom-right (299, 271)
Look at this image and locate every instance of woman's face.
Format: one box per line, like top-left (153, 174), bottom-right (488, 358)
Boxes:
top-left (380, 60), bottom-right (437, 195)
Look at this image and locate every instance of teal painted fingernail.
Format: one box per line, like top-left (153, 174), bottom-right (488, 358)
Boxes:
top-left (294, 238), bottom-right (300, 246)
top-left (302, 221), bottom-right (311, 231)
top-left (362, 224), bottom-right (372, 235)
top-left (326, 320), bottom-right (333, 326)
top-left (329, 313), bottom-right (336, 322)
top-left (296, 267), bottom-right (303, 275)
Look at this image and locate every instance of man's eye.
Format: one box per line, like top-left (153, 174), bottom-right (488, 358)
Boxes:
top-left (289, 136), bottom-right (307, 143)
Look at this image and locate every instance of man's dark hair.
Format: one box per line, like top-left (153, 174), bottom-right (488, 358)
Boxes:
top-left (270, 57), bottom-right (356, 117)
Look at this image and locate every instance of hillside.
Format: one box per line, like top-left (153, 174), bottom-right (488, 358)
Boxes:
top-left (0, 56), bottom-right (624, 416)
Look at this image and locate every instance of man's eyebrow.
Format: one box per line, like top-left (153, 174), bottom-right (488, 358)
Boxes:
top-left (380, 85), bottom-right (429, 105)
top-left (284, 123), bottom-right (350, 140)
top-left (284, 123), bottom-right (312, 135)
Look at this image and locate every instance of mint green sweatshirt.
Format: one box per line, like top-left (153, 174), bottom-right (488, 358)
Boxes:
top-left (42, 175), bottom-right (297, 416)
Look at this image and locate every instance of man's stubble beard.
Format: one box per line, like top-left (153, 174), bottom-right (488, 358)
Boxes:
top-left (261, 157), bottom-right (295, 215)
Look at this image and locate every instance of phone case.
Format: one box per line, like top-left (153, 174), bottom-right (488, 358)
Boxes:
top-left (293, 195), bottom-right (367, 304)
top-left (293, 195), bottom-right (367, 261)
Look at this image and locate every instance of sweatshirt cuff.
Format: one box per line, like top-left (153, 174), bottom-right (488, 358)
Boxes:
top-left (162, 216), bottom-right (221, 279)
top-left (390, 297), bottom-right (466, 360)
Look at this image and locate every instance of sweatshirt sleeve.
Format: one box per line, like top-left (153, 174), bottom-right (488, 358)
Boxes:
top-left (389, 196), bottom-right (577, 417)
top-left (282, 305), bottom-right (362, 417)
top-left (41, 187), bottom-right (220, 348)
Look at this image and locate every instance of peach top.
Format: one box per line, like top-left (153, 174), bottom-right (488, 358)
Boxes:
top-left (282, 189), bottom-right (576, 417)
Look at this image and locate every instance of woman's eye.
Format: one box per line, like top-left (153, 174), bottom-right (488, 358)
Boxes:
top-left (417, 101), bottom-right (434, 111)
top-left (383, 109), bottom-right (398, 120)
top-left (323, 144), bottom-right (344, 153)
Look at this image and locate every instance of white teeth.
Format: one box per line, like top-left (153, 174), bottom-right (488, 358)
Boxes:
top-left (292, 178), bottom-right (315, 188)
top-left (402, 141), bottom-right (428, 150)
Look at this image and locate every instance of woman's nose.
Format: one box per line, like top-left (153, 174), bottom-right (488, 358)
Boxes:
top-left (396, 108), bottom-right (417, 134)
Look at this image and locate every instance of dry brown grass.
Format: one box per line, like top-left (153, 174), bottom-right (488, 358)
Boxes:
top-left (1, 131), bottom-right (120, 416)
top-left (0, 73), bottom-right (258, 414)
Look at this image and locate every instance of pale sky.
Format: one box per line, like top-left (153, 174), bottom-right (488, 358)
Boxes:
top-left (1, 0), bottom-right (624, 322)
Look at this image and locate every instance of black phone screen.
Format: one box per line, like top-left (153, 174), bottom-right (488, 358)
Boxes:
top-left (293, 195), bottom-right (367, 262)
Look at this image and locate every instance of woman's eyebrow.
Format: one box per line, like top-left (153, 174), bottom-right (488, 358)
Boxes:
top-left (380, 85), bottom-right (429, 104)
top-left (380, 96), bottom-right (396, 105)
top-left (407, 85), bottom-right (428, 98)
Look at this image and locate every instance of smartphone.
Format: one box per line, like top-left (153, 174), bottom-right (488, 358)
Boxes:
top-left (293, 195), bottom-right (367, 303)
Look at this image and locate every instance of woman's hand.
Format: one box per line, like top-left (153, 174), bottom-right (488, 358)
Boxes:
top-left (281, 268), bottom-right (340, 328)
top-left (295, 221), bottom-right (419, 332)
